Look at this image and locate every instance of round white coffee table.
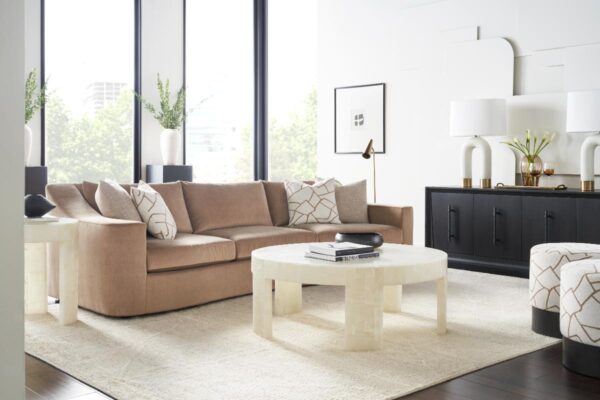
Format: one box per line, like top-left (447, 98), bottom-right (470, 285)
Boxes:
top-left (251, 243), bottom-right (448, 351)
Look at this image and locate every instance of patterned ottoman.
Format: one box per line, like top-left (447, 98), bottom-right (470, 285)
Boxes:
top-left (529, 243), bottom-right (600, 338)
top-left (560, 260), bottom-right (600, 378)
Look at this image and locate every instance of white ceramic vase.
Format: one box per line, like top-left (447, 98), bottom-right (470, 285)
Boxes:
top-left (160, 128), bottom-right (181, 165)
top-left (24, 124), bottom-right (33, 166)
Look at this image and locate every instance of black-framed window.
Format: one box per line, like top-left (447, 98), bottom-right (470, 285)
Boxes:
top-left (184, 0), bottom-right (256, 183)
top-left (42, 0), bottom-right (139, 183)
top-left (267, 0), bottom-right (317, 181)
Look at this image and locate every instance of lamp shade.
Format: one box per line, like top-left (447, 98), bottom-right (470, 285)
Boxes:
top-left (566, 90), bottom-right (600, 133)
top-left (449, 98), bottom-right (506, 138)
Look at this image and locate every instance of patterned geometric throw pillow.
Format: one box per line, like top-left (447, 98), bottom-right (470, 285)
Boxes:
top-left (285, 178), bottom-right (341, 226)
top-left (131, 181), bottom-right (177, 240)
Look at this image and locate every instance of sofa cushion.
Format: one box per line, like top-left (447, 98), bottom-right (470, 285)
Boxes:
top-left (81, 181), bottom-right (100, 212)
top-left (147, 233), bottom-right (236, 272)
top-left (132, 181), bottom-right (178, 240)
top-left (182, 182), bottom-right (273, 233)
top-left (46, 184), bottom-right (101, 219)
top-left (150, 182), bottom-right (193, 234)
top-left (204, 225), bottom-right (317, 259)
top-left (262, 181), bottom-right (289, 226)
top-left (285, 179), bottom-right (341, 225)
top-left (95, 179), bottom-right (142, 221)
top-left (335, 180), bottom-right (369, 223)
top-left (296, 223), bottom-right (403, 243)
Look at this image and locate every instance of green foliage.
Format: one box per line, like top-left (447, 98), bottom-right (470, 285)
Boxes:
top-left (502, 129), bottom-right (555, 162)
top-left (136, 74), bottom-right (185, 130)
top-left (236, 88), bottom-right (317, 181)
top-left (46, 91), bottom-right (133, 183)
top-left (25, 69), bottom-right (47, 124)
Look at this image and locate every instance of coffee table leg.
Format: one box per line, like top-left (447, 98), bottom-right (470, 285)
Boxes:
top-left (383, 285), bottom-right (402, 312)
top-left (345, 270), bottom-right (384, 351)
top-left (253, 273), bottom-right (273, 339)
top-left (59, 234), bottom-right (78, 326)
top-left (274, 281), bottom-right (302, 315)
top-left (436, 276), bottom-right (447, 334)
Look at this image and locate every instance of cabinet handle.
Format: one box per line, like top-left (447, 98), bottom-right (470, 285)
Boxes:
top-left (544, 210), bottom-right (553, 242)
top-left (448, 205), bottom-right (456, 241)
top-left (493, 208), bottom-right (501, 245)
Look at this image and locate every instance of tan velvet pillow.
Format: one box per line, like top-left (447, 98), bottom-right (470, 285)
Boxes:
top-left (335, 180), bottom-right (369, 223)
top-left (182, 182), bottom-right (273, 233)
top-left (95, 179), bottom-right (141, 221)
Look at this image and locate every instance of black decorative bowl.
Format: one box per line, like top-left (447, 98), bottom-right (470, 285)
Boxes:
top-left (335, 232), bottom-right (384, 248)
top-left (24, 194), bottom-right (56, 218)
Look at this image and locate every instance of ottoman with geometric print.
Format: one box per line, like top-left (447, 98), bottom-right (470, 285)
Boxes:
top-left (560, 260), bottom-right (600, 378)
top-left (529, 243), bottom-right (600, 338)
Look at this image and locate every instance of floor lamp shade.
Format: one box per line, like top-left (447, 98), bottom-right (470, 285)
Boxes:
top-left (566, 90), bottom-right (600, 191)
top-left (449, 99), bottom-right (506, 188)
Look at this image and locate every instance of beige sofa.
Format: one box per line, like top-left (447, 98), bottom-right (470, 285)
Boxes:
top-left (46, 181), bottom-right (413, 317)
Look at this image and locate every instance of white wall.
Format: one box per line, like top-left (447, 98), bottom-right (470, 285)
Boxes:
top-left (0, 0), bottom-right (25, 397)
top-left (317, 0), bottom-right (600, 245)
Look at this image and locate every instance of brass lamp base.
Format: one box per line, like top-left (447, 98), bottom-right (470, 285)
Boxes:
top-left (462, 178), bottom-right (472, 188)
top-left (480, 178), bottom-right (492, 189)
top-left (582, 180), bottom-right (594, 192)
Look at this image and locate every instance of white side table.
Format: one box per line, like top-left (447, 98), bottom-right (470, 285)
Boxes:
top-left (24, 217), bottom-right (79, 325)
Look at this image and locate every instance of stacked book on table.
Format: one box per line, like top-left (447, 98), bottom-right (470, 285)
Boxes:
top-left (305, 242), bottom-right (379, 262)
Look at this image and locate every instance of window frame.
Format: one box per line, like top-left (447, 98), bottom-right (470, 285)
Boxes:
top-left (40, 0), bottom-right (142, 182)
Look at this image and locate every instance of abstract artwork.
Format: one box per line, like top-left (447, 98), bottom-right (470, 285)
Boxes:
top-left (334, 83), bottom-right (385, 154)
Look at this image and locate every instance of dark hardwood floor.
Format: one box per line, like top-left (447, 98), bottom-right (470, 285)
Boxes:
top-left (26, 343), bottom-right (599, 400)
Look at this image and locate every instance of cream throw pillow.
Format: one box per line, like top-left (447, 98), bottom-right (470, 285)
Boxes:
top-left (131, 181), bottom-right (177, 240)
top-left (335, 180), bottom-right (369, 223)
top-left (95, 179), bottom-right (141, 221)
top-left (285, 178), bottom-right (341, 226)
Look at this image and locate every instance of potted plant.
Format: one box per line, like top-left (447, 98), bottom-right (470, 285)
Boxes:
top-left (503, 130), bottom-right (555, 186)
top-left (24, 69), bottom-right (47, 166)
top-left (136, 74), bottom-right (185, 165)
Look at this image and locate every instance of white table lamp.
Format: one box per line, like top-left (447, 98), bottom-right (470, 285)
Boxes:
top-left (449, 99), bottom-right (506, 188)
top-left (566, 90), bottom-right (600, 192)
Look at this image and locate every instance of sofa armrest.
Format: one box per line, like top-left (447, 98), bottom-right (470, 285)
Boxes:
top-left (367, 205), bottom-right (413, 245)
top-left (77, 216), bottom-right (148, 316)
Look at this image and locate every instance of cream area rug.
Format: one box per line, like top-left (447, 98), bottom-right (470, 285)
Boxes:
top-left (25, 269), bottom-right (558, 400)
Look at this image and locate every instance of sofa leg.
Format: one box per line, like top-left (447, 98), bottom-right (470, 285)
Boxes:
top-left (531, 307), bottom-right (561, 338)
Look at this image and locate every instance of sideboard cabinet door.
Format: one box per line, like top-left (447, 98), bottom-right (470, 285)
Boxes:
top-left (577, 198), bottom-right (600, 243)
top-left (522, 196), bottom-right (577, 260)
top-left (431, 193), bottom-right (473, 255)
top-left (473, 194), bottom-right (522, 260)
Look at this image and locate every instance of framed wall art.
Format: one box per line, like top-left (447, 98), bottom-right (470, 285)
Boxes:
top-left (334, 83), bottom-right (385, 154)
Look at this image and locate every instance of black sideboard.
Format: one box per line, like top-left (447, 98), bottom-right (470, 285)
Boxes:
top-left (425, 186), bottom-right (600, 277)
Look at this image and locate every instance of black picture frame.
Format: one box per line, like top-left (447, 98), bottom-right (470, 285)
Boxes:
top-left (334, 82), bottom-right (386, 154)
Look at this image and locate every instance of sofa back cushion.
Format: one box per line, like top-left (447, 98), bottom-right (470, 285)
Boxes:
top-left (182, 182), bottom-right (273, 233)
top-left (262, 181), bottom-right (289, 226)
top-left (150, 182), bottom-right (193, 234)
top-left (46, 184), bottom-right (101, 219)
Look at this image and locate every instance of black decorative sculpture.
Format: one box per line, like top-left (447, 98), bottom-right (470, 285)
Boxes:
top-left (24, 194), bottom-right (56, 218)
top-left (335, 232), bottom-right (384, 248)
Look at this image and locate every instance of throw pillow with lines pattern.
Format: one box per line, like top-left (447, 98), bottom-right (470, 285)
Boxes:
top-left (131, 180), bottom-right (177, 240)
top-left (285, 178), bottom-right (341, 226)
